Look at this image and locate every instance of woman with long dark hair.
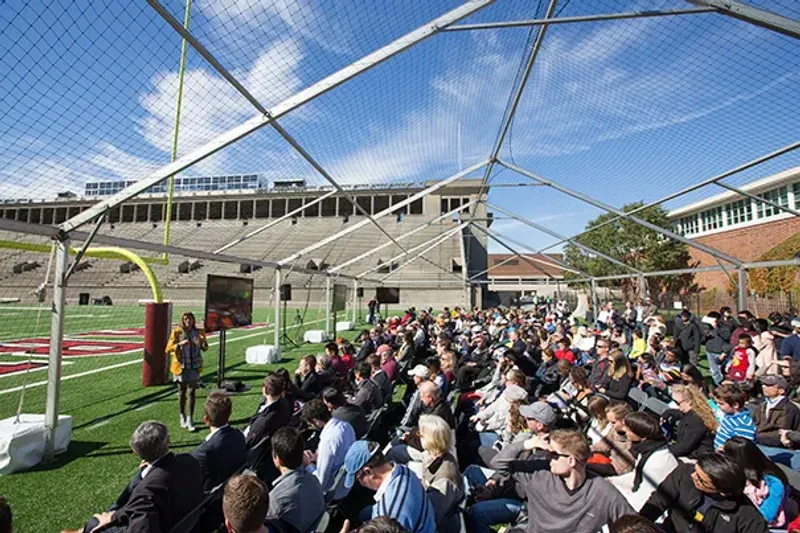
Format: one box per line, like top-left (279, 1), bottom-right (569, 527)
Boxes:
top-left (723, 436), bottom-right (795, 527)
top-left (167, 311), bottom-right (208, 431)
top-left (609, 411), bottom-right (679, 511)
top-left (599, 349), bottom-right (633, 401)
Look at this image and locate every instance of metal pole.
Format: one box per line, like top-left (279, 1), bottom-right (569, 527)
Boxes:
top-left (44, 237), bottom-right (69, 460)
top-left (356, 223), bottom-right (468, 279)
top-left (379, 224), bottom-right (467, 281)
top-left (352, 279), bottom-right (358, 323)
top-left (330, 200), bottom-right (478, 273)
top-left (279, 160), bottom-right (488, 266)
top-left (274, 269), bottom-right (281, 355)
top-left (687, 0), bottom-right (800, 39)
top-left (215, 191), bottom-right (336, 253)
top-left (497, 159), bottom-right (743, 266)
top-left (485, 201), bottom-right (643, 274)
top-left (62, 0), bottom-right (496, 233)
top-left (535, 141), bottom-right (800, 258)
top-left (715, 181), bottom-right (800, 218)
top-left (738, 268), bottom-right (748, 311)
top-left (478, 0), bottom-right (559, 190)
top-left (470, 221), bottom-right (592, 277)
top-left (443, 7), bottom-right (717, 31)
top-left (590, 278), bottom-right (599, 325)
top-left (325, 276), bottom-right (332, 335)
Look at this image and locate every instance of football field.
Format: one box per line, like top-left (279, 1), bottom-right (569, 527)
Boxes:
top-left (0, 302), bottom-right (346, 532)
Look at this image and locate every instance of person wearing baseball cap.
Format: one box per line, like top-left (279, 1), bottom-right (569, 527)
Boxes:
top-left (398, 368), bottom-right (429, 433)
top-left (754, 374), bottom-right (800, 470)
top-left (779, 318), bottom-right (800, 361)
top-left (343, 441), bottom-right (436, 533)
top-left (464, 401), bottom-right (557, 533)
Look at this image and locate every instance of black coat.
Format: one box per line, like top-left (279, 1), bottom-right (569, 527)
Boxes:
top-left (704, 322), bottom-right (733, 354)
top-left (333, 404), bottom-right (369, 439)
top-left (605, 373), bottom-right (633, 401)
top-left (663, 409), bottom-right (715, 459)
top-left (641, 463), bottom-right (767, 533)
top-left (191, 425), bottom-right (247, 492)
top-left (245, 397), bottom-right (292, 449)
top-left (357, 339), bottom-right (375, 362)
top-left (294, 371), bottom-right (322, 401)
top-left (111, 452), bottom-right (204, 533)
top-left (676, 316), bottom-right (702, 355)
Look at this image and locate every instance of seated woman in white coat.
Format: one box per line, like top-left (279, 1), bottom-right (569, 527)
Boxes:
top-left (608, 411), bottom-right (680, 511)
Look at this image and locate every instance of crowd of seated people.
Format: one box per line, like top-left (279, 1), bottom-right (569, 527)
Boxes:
top-left (38, 302), bottom-right (800, 533)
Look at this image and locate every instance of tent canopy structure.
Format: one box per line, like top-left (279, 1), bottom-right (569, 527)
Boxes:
top-left (1, 0), bottom-right (799, 456)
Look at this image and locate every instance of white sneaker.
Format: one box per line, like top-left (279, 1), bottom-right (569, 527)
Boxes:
top-left (179, 414), bottom-right (187, 428)
top-left (186, 418), bottom-right (196, 432)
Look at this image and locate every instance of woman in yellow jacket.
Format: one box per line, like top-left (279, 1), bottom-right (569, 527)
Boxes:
top-left (167, 312), bottom-right (208, 431)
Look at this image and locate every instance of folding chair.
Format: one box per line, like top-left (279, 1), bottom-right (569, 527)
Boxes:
top-left (628, 387), bottom-right (649, 411)
top-left (643, 397), bottom-right (669, 417)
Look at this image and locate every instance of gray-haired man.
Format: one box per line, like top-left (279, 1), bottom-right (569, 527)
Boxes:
top-left (62, 421), bottom-right (203, 533)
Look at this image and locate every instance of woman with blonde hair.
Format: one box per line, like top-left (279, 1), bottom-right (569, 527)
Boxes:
top-left (599, 349), bottom-right (633, 401)
top-left (167, 311), bottom-right (208, 431)
top-left (663, 383), bottom-right (717, 459)
top-left (418, 414), bottom-right (464, 531)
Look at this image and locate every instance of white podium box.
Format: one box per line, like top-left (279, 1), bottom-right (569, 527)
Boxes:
top-left (335, 321), bottom-right (354, 332)
top-left (0, 414), bottom-right (72, 475)
top-left (245, 345), bottom-right (280, 365)
top-left (303, 330), bottom-right (330, 344)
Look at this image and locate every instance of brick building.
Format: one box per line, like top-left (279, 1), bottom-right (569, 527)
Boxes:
top-left (668, 166), bottom-right (800, 293)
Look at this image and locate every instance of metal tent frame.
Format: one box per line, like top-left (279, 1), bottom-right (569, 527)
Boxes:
top-left (10, 0), bottom-right (793, 458)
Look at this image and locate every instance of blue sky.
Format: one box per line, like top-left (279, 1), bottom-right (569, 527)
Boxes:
top-left (1, 0), bottom-right (799, 253)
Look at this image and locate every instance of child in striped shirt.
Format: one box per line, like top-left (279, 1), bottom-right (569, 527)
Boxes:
top-left (713, 382), bottom-right (757, 450)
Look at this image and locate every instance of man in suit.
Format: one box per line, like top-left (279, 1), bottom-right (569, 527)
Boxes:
top-left (322, 387), bottom-right (368, 439)
top-left (193, 392), bottom-right (247, 492)
top-left (293, 355), bottom-right (321, 402)
top-left (62, 421), bottom-right (203, 533)
top-left (245, 373), bottom-right (292, 483)
top-left (349, 363), bottom-right (383, 415)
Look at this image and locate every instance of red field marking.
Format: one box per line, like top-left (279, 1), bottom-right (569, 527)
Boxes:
top-left (76, 327), bottom-right (146, 337)
top-left (75, 322), bottom-right (266, 338)
top-left (0, 361), bottom-right (47, 375)
top-left (0, 338), bottom-right (143, 357)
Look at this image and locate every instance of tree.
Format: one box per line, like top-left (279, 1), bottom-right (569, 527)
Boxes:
top-left (563, 202), bottom-right (696, 298)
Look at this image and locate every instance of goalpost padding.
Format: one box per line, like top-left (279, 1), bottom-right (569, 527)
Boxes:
top-left (142, 302), bottom-right (172, 387)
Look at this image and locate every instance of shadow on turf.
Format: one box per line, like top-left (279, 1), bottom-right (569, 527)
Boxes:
top-left (72, 386), bottom-right (177, 431)
top-left (19, 440), bottom-right (107, 473)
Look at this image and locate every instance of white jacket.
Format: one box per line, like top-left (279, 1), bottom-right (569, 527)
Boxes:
top-left (608, 446), bottom-right (679, 511)
top-left (754, 331), bottom-right (778, 373)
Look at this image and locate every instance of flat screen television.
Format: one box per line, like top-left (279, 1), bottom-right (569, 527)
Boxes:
top-left (204, 274), bottom-right (254, 333)
top-left (332, 284), bottom-right (347, 313)
top-left (375, 287), bottom-right (400, 304)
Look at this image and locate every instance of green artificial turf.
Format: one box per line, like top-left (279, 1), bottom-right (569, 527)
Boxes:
top-left (0, 303), bottom-right (364, 532)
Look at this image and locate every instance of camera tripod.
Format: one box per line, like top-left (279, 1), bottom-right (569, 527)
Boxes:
top-left (280, 301), bottom-right (303, 349)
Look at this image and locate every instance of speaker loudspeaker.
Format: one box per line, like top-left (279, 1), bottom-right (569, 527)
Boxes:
top-left (280, 284), bottom-right (292, 302)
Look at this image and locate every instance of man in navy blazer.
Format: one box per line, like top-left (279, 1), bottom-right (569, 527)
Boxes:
top-left (244, 373), bottom-right (292, 483)
top-left (192, 392), bottom-right (247, 492)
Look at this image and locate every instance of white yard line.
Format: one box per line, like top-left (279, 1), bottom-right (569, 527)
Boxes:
top-left (0, 319), bottom-right (323, 395)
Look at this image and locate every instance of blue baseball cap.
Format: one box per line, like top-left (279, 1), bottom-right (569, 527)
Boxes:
top-left (344, 440), bottom-right (380, 489)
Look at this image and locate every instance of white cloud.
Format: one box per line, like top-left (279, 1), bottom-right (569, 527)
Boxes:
top-left (139, 37), bottom-right (304, 156)
top-left (198, 0), bottom-right (351, 55)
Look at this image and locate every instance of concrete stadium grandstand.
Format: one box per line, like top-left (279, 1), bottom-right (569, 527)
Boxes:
top-left (668, 166), bottom-right (800, 294)
top-left (0, 175), bottom-right (489, 309)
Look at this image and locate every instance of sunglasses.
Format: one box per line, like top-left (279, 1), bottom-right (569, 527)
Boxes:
top-left (547, 450), bottom-right (571, 461)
